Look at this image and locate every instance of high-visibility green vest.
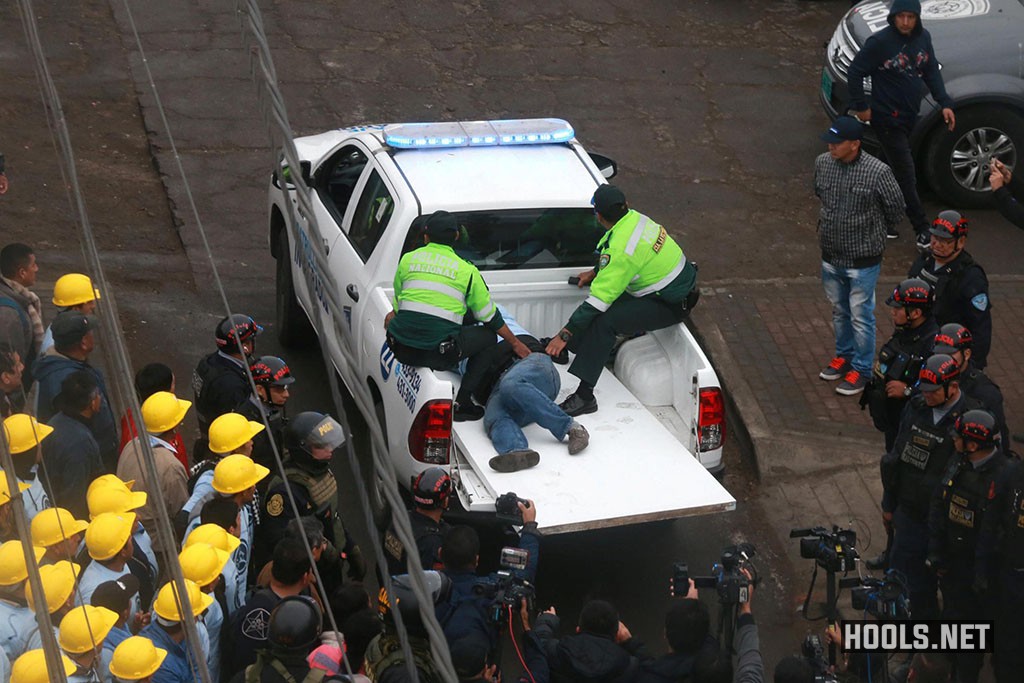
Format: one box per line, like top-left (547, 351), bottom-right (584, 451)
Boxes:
top-left (587, 210), bottom-right (686, 311)
top-left (393, 243), bottom-right (497, 324)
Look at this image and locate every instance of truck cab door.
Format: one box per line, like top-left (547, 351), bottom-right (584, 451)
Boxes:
top-left (327, 160), bottom-right (400, 363)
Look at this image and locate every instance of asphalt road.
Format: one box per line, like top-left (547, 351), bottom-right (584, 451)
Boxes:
top-left (3, 0), bottom-right (1018, 677)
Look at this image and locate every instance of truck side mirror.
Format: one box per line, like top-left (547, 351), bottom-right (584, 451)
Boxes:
top-left (588, 152), bottom-right (618, 180)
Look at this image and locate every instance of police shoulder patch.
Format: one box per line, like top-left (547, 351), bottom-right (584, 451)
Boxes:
top-left (971, 293), bottom-right (989, 311)
top-left (266, 493), bottom-right (284, 517)
top-left (599, 253), bottom-right (611, 269)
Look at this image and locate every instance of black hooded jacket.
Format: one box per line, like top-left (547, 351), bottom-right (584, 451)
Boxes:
top-left (533, 612), bottom-right (652, 683)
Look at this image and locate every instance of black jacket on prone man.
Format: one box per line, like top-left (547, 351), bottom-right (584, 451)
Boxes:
top-left (193, 314), bottom-right (262, 435)
top-left (259, 411), bottom-right (366, 585)
top-left (908, 211), bottom-right (991, 369)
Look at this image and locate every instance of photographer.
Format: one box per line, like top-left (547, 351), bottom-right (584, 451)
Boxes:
top-left (823, 625), bottom-right (888, 683)
top-left (436, 499), bottom-right (540, 653)
top-left (639, 579), bottom-right (716, 682)
top-left (532, 600), bottom-right (653, 683)
top-left (687, 569), bottom-right (764, 683)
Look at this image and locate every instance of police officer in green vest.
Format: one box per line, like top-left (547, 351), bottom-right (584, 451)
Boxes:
top-left (546, 184), bottom-right (698, 416)
top-left (385, 210), bottom-right (530, 420)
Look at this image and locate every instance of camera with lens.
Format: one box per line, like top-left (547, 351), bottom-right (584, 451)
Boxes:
top-left (840, 570), bottom-right (910, 620)
top-left (495, 491), bottom-right (530, 525)
top-left (474, 547), bottom-right (535, 625)
top-left (672, 543), bottom-right (757, 605)
top-left (801, 634), bottom-right (838, 683)
top-left (790, 525), bottom-right (858, 573)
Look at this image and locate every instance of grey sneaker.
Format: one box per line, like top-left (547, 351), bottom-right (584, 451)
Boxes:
top-left (489, 449), bottom-right (540, 473)
top-left (819, 357), bottom-right (851, 381)
top-left (567, 422), bottom-right (589, 455)
top-left (835, 370), bottom-right (868, 396)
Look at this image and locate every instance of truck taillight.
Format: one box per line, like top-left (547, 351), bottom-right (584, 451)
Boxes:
top-left (409, 399), bottom-right (452, 464)
top-left (698, 387), bottom-right (726, 452)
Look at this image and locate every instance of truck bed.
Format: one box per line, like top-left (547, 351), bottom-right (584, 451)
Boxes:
top-left (442, 361), bottom-right (736, 534)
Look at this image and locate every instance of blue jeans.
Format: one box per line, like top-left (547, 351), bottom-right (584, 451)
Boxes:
top-left (821, 261), bottom-right (880, 375)
top-left (484, 354), bottom-right (572, 454)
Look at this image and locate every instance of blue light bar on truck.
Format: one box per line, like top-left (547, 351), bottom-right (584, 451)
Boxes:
top-left (383, 118), bottom-right (574, 149)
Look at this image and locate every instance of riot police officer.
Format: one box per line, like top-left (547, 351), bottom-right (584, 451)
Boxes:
top-left (382, 467), bottom-right (452, 577)
top-left (932, 323), bottom-right (1009, 447)
top-left (192, 314), bottom-right (262, 434)
top-left (927, 409), bottom-right (1007, 683)
top-left (880, 354), bottom-right (978, 620)
top-left (908, 211), bottom-right (992, 368)
top-left (976, 458), bottom-right (1024, 683)
top-left (862, 278), bottom-right (938, 451)
top-left (236, 355), bottom-right (294, 473)
top-left (260, 411), bottom-right (366, 586)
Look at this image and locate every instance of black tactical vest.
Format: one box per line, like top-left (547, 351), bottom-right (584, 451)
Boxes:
top-left (939, 453), bottom-right (1008, 553)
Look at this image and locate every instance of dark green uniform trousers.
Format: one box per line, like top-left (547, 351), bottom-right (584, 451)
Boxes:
top-left (567, 294), bottom-right (688, 387)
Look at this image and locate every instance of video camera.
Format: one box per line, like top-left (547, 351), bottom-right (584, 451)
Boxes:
top-left (474, 547), bottom-right (536, 625)
top-left (801, 634), bottom-right (838, 683)
top-left (791, 525), bottom-right (858, 573)
top-left (672, 543), bottom-right (757, 605)
top-left (840, 570), bottom-right (910, 621)
top-left (495, 492), bottom-right (530, 525)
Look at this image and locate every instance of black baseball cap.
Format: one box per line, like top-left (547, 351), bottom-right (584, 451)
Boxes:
top-left (91, 575), bottom-right (140, 614)
top-left (820, 116), bottom-right (864, 143)
top-left (592, 184), bottom-right (627, 218)
top-left (424, 210), bottom-right (459, 238)
top-left (51, 310), bottom-right (96, 347)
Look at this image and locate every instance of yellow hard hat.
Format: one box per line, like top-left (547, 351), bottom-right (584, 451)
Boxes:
top-left (30, 508), bottom-right (90, 548)
top-left (2, 414), bottom-right (53, 454)
top-left (208, 413), bottom-right (265, 454)
top-left (141, 391), bottom-right (191, 434)
top-left (0, 469), bottom-right (31, 508)
top-left (85, 512), bottom-right (136, 561)
top-left (212, 453), bottom-right (270, 494)
top-left (109, 635), bottom-right (168, 681)
top-left (87, 482), bottom-right (147, 519)
top-left (153, 579), bottom-right (213, 621)
top-left (52, 273), bottom-right (100, 308)
top-left (178, 542), bottom-right (231, 588)
top-left (26, 561), bottom-right (81, 614)
top-left (185, 523), bottom-right (241, 555)
top-left (87, 474), bottom-right (136, 502)
top-left (58, 604), bottom-right (119, 654)
top-left (0, 541), bottom-right (46, 586)
top-left (11, 649), bottom-right (76, 683)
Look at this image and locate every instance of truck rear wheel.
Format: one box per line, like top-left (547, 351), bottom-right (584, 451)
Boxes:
top-left (276, 229), bottom-right (315, 348)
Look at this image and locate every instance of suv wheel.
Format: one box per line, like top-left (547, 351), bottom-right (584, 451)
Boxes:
top-left (924, 106), bottom-right (1023, 208)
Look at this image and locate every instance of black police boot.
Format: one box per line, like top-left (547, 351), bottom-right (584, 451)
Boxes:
top-left (865, 549), bottom-right (890, 571)
top-left (453, 401), bottom-right (484, 422)
top-left (559, 392), bottom-right (597, 417)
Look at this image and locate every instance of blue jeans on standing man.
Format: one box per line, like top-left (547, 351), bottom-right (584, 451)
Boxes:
top-left (484, 353), bottom-right (572, 454)
top-left (821, 260), bottom-right (880, 375)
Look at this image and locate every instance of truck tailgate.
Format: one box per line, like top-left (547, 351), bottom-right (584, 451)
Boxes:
top-left (449, 364), bottom-right (736, 534)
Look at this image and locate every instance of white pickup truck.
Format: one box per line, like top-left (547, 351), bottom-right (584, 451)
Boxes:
top-left (268, 118), bottom-right (735, 533)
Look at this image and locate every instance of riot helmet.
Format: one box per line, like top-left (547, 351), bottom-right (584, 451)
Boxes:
top-left (268, 595), bottom-right (322, 652)
top-left (378, 571), bottom-right (452, 638)
top-left (918, 354), bottom-right (960, 392)
top-left (412, 467), bottom-right (452, 511)
top-left (885, 278), bottom-right (933, 311)
top-left (955, 409), bottom-right (998, 449)
top-left (251, 356), bottom-right (295, 388)
top-left (932, 323), bottom-right (972, 356)
top-left (215, 314), bottom-right (262, 355)
top-left (929, 210), bottom-right (969, 241)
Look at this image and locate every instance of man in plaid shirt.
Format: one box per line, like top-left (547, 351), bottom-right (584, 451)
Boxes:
top-left (815, 116), bottom-right (904, 396)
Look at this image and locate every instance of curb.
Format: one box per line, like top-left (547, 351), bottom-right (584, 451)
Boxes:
top-left (688, 299), bottom-right (878, 482)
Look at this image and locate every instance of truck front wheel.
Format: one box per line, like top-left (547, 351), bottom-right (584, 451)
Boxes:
top-left (276, 229), bottom-right (314, 348)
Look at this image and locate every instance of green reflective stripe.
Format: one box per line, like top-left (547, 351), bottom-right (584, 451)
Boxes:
top-left (403, 279), bottom-right (467, 303)
top-left (624, 215), bottom-right (650, 256)
top-left (585, 295), bottom-right (611, 312)
top-left (398, 300), bottom-right (463, 323)
top-left (473, 301), bottom-right (496, 322)
top-left (629, 257), bottom-right (686, 297)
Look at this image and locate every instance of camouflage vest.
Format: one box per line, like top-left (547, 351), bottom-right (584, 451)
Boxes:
top-left (364, 633), bottom-right (443, 683)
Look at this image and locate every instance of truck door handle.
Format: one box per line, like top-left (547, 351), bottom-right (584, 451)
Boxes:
top-left (346, 284), bottom-right (359, 302)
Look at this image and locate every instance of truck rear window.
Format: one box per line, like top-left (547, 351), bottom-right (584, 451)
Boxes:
top-left (402, 208), bottom-right (604, 271)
